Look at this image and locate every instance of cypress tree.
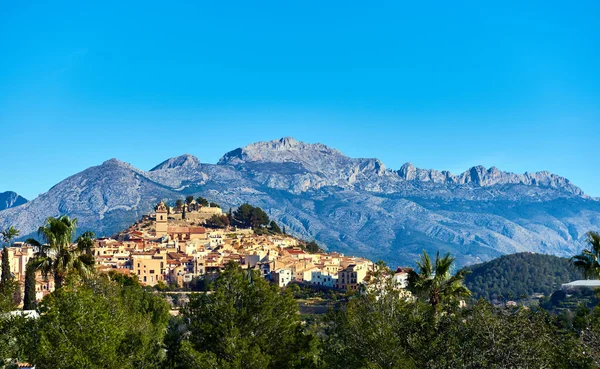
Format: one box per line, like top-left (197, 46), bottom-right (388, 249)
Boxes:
top-left (23, 263), bottom-right (37, 310)
top-left (0, 247), bottom-right (10, 292)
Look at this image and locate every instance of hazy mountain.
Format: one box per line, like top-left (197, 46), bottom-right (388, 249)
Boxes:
top-left (0, 137), bottom-right (598, 267)
top-left (0, 191), bottom-right (27, 211)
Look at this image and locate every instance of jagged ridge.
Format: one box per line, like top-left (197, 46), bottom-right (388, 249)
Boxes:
top-left (0, 137), bottom-right (596, 267)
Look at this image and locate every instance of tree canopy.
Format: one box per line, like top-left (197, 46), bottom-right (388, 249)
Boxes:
top-left (175, 263), bottom-right (318, 368)
top-left (27, 274), bottom-right (170, 369)
top-left (233, 204), bottom-right (271, 229)
top-left (464, 252), bottom-right (583, 300)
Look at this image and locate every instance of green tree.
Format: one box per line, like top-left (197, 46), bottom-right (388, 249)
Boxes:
top-left (178, 263), bottom-right (318, 368)
top-left (322, 289), bottom-right (590, 369)
top-left (269, 220), bottom-right (282, 234)
top-left (407, 250), bottom-right (470, 312)
top-left (0, 247), bottom-right (10, 293)
top-left (0, 313), bottom-right (34, 367)
top-left (75, 231), bottom-right (96, 256)
top-left (196, 197), bottom-right (209, 207)
top-left (304, 240), bottom-right (323, 254)
top-left (176, 199), bottom-right (184, 212)
top-left (29, 274), bottom-right (170, 369)
top-left (185, 196), bottom-right (194, 206)
top-left (205, 214), bottom-right (230, 229)
top-left (25, 216), bottom-right (95, 289)
top-left (233, 204), bottom-right (270, 229)
top-left (1, 226), bottom-right (19, 246)
top-left (22, 261), bottom-right (37, 310)
top-left (0, 226), bottom-right (19, 293)
top-left (571, 231), bottom-right (600, 279)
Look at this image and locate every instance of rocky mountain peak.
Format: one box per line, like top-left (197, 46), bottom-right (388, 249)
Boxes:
top-left (103, 158), bottom-right (142, 169)
top-left (217, 137), bottom-right (344, 166)
top-left (102, 158), bottom-right (125, 166)
top-left (0, 191), bottom-right (27, 211)
top-left (150, 154), bottom-right (201, 171)
top-left (398, 162), bottom-right (417, 180)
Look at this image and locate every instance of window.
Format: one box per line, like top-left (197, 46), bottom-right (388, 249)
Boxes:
top-left (149, 270), bottom-right (155, 274)
top-left (143, 276), bottom-right (147, 282)
top-left (160, 215), bottom-right (163, 220)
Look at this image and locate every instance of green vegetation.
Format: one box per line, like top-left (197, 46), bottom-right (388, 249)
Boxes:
top-left (321, 294), bottom-right (592, 368)
top-left (205, 214), bottom-right (230, 229)
top-left (232, 203), bottom-right (283, 235)
top-left (463, 253), bottom-right (583, 300)
top-left (25, 215), bottom-right (95, 289)
top-left (3, 218), bottom-right (600, 367)
top-left (571, 231), bottom-right (600, 279)
top-left (195, 196), bottom-right (209, 207)
top-left (303, 240), bottom-right (324, 253)
top-left (408, 251), bottom-right (470, 311)
top-left (233, 203), bottom-right (270, 228)
top-left (0, 227), bottom-right (19, 295)
top-left (168, 263), bottom-right (319, 368)
top-left (28, 273), bottom-right (169, 368)
top-left (0, 230), bottom-right (20, 313)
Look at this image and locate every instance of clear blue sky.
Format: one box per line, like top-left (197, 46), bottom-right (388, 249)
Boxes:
top-left (1, 0), bottom-right (599, 199)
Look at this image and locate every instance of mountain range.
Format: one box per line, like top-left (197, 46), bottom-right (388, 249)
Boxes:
top-left (1, 137), bottom-right (598, 267)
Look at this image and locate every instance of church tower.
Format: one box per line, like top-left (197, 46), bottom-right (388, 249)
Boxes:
top-left (155, 201), bottom-right (168, 237)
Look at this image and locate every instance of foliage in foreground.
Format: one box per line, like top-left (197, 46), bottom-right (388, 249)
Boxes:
top-left (167, 263), bottom-right (319, 369)
top-left (2, 244), bottom-right (600, 368)
top-left (321, 289), bottom-right (593, 369)
top-left (5, 273), bottom-right (169, 369)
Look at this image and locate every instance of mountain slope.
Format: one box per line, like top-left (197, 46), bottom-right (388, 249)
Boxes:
top-left (0, 191), bottom-right (27, 211)
top-left (0, 137), bottom-right (597, 267)
top-left (463, 253), bottom-right (583, 300)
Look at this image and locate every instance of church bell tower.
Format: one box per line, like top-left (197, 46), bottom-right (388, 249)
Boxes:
top-left (155, 201), bottom-right (168, 237)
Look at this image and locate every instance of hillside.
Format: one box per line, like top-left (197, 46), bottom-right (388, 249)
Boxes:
top-left (463, 253), bottom-right (583, 300)
top-left (1, 137), bottom-right (599, 268)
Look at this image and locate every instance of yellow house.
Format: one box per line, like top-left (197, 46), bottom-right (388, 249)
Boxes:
top-left (131, 252), bottom-right (166, 286)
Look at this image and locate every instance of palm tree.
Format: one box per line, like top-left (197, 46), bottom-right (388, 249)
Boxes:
top-left (1, 226), bottom-right (20, 246)
top-left (407, 250), bottom-right (471, 311)
top-left (571, 231), bottom-right (600, 279)
top-left (25, 216), bottom-right (95, 289)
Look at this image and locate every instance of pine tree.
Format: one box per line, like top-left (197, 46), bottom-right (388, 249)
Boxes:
top-left (269, 220), bottom-right (282, 234)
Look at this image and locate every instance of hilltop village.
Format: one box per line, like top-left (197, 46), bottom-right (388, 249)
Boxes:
top-left (2, 198), bottom-right (410, 303)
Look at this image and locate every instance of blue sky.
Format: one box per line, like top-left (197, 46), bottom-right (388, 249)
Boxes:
top-left (1, 0), bottom-right (599, 199)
